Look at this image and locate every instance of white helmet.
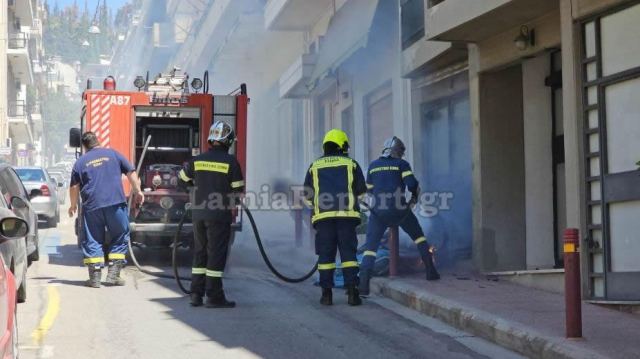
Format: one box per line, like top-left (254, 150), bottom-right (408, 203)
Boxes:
top-left (207, 121), bottom-right (235, 147)
top-left (381, 136), bottom-right (406, 158)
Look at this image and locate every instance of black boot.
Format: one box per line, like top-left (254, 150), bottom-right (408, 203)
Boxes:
top-left (423, 252), bottom-right (441, 281)
top-left (205, 290), bottom-right (236, 308)
top-left (104, 260), bottom-right (126, 286)
top-left (320, 288), bottom-right (333, 306)
top-left (205, 277), bottom-right (235, 308)
top-left (347, 285), bottom-right (362, 306)
top-left (85, 265), bottom-right (101, 288)
top-left (190, 293), bottom-right (203, 307)
top-left (358, 270), bottom-right (371, 297)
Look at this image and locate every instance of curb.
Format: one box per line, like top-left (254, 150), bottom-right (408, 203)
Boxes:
top-left (370, 278), bottom-right (609, 359)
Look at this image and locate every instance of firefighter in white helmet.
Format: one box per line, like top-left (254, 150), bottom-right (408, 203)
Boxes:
top-left (179, 121), bottom-right (244, 308)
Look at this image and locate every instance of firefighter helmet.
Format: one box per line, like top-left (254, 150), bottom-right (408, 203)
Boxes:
top-left (208, 121), bottom-right (235, 147)
top-left (382, 136), bottom-right (406, 158)
top-left (323, 129), bottom-right (350, 152)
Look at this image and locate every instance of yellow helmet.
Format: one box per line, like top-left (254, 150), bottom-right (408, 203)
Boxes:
top-left (323, 129), bottom-right (350, 152)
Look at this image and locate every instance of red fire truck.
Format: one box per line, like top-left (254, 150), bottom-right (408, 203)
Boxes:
top-left (69, 69), bottom-right (248, 251)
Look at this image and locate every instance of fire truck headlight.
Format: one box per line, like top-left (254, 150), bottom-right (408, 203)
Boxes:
top-left (134, 76), bottom-right (146, 90)
top-left (160, 196), bottom-right (175, 210)
top-left (191, 78), bottom-right (203, 91)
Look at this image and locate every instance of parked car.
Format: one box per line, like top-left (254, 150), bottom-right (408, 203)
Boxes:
top-left (0, 214), bottom-right (30, 359)
top-left (0, 204), bottom-right (29, 304)
top-left (0, 165), bottom-right (39, 266)
top-left (47, 171), bottom-right (67, 205)
top-left (13, 167), bottom-right (60, 228)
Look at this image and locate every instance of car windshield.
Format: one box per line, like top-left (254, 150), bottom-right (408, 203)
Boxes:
top-left (15, 168), bottom-right (46, 182)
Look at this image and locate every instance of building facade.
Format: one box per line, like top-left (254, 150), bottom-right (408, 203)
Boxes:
top-left (419, 0), bottom-right (640, 301)
top-left (118, 0), bottom-right (640, 302)
top-left (1, 0), bottom-right (45, 166)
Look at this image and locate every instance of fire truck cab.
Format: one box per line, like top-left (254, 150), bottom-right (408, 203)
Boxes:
top-left (69, 69), bottom-right (248, 251)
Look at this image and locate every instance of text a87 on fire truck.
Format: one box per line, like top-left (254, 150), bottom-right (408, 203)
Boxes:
top-left (69, 70), bottom-right (249, 253)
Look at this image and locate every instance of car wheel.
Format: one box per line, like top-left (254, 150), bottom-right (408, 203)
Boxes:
top-left (28, 236), bottom-right (40, 265)
top-left (47, 215), bottom-right (57, 228)
top-left (17, 276), bottom-right (26, 304)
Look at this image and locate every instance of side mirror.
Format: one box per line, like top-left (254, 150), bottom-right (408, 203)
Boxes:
top-left (29, 189), bottom-right (42, 199)
top-left (69, 128), bottom-right (82, 148)
top-left (10, 196), bottom-right (27, 210)
top-left (0, 217), bottom-right (29, 239)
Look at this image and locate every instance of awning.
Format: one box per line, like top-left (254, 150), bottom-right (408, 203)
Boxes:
top-left (307, 0), bottom-right (379, 90)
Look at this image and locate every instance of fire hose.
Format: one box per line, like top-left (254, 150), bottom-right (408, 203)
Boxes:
top-left (126, 135), bottom-right (318, 295)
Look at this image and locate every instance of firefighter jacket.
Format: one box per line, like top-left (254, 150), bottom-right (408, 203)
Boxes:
top-left (303, 154), bottom-right (367, 224)
top-left (366, 156), bottom-right (419, 211)
top-left (179, 146), bottom-right (244, 222)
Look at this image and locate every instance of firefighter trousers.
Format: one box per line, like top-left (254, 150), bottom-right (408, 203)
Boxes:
top-left (315, 218), bottom-right (359, 289)
top-left (191, 219), bottom-right (232, 297)
top-left (360, 210), bottom-right (430, 273)
top-left (81, 203), bottom-right (130, 267)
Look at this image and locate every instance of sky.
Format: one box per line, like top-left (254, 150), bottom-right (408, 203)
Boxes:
top-left (52, 0), bottom-right (130, 11)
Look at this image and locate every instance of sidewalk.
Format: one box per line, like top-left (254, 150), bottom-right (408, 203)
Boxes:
top-left (235, 210), bottom-right (639, 359)
top-left (371, 272), bottom-right (640, 359)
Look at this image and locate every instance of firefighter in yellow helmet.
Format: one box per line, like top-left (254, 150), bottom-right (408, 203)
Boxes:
top-left (303, 129), bottom-right (367, 306)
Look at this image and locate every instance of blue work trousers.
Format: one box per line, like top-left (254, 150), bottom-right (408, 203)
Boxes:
top-left (360, 210), bottom-right (430, 272)
top-left (82, 203), bottom-right (130, 267)
top-left (315, 218), bottom-right (359, 288)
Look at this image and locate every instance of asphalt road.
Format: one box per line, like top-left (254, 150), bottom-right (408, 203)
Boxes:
top-left (17, 215), bottom-right (525, 359)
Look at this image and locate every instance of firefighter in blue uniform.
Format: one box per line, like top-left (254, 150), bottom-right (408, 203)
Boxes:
top-left (359, 137), bottom-right (440, 297)
top-left (304, 129), bottom-right (367, 306)
top-left (179, 121), bottom-right (245, 308)
top-left (68, 132), bottom-right (144, 288)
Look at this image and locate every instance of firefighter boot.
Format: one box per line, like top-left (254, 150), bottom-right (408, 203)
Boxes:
top-left (347, 285), bottom-right (362, 306)
top-left (422, 252), bottom-right (441, 281)
top-left (205, 291), bottom-right (236, 308)
top-left (104, 260), bottom-right (126, 286)
top-left (85, 265), bottom-right (101, 288)
top-left (190, 293), bottom-right (203, 307)
top-left (358, 270), bottom-right (372, 297)
top-left (320, 288), bottom-right (333, 306)
top-left (205, 278), bottom-right (235, 308)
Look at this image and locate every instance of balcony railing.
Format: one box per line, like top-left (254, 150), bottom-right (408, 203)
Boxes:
top-left (9, 100), bottom-right (27, 118)
top-left (8, 32), bottom-right (28, 49)
top-left (401, 0), bottom-right (425, 50)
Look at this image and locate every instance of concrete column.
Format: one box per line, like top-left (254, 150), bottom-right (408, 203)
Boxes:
top-left (560, 0), bottom-right (587, 293)
top-left (469, 44), bottom-right (484, 271)
top-left (522, 55), bottom-right (555, 269)
top-left (470, 43), bottom-right (527, 272)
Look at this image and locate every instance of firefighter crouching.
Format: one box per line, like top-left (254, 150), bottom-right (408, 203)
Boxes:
top-left (179, 121), bottom-right (245, 308)
top-left (359, 137), bottom-right (440, 297)
top-left (303, 129), bottom-right (367, 306)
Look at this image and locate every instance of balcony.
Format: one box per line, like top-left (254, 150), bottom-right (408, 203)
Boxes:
top-left (8, 101), bottom-right (34, 144)
top-left (7, 32), bottom-right (33, 85)
top-left (425, 0), bottom-right (558, 42)
top-left (279, 54), bottom-right (316, 98)
top-left (265, 0), bottom-right (333, 31)
top-left (9, 0), bottom-right (35, 26)
top-left (402, 40), bottom-right (467, 78)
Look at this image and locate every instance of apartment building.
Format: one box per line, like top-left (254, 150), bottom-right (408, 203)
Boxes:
top-left (119, 0), bottom-right (640, 302)
top-left (417, 0), bottom-right (640, 302)
top-left (1, 0), bottom-right (44, 165)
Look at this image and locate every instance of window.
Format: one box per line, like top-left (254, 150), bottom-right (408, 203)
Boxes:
top-left (400, 0), bottom-right (425, 49)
